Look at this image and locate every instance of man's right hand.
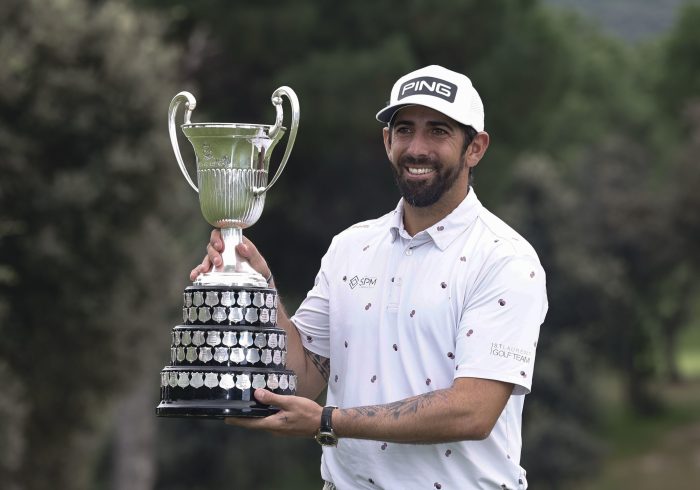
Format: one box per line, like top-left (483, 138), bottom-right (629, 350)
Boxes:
top-left (189, 229), bottom-right (272, 284)
top-left (189, 229), bottom-right (223, 281)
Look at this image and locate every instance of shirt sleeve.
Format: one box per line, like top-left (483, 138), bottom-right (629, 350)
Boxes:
top-left (290, 237), bottom-right (338, 359)
top-left (454, 255), bottom-right (548, 395)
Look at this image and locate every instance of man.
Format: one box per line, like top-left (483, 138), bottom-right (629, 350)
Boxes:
top-left (191, 65), bottom-right (548, 489)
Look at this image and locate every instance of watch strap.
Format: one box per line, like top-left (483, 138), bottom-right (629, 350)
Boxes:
top-left (321, 405), bottom-right (338, 432)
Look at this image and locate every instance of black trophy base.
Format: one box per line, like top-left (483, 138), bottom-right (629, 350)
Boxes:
top-left (157, 366), bottom-right (296, 419)
top-left (156, 399), bottom-right (279, 419)
top-left (158, 284), bottom-right (296, 420)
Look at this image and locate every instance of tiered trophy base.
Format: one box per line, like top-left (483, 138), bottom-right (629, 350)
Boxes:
top-left (156, 284), bottom-right (296, 419)
top-left (157, 366), bottom-right (296, 418)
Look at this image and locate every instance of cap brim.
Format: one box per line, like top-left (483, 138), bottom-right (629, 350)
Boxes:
top-left (375, 103), bottom-right (411, 124)
top-left (376, 100), bottom-right (484, 131)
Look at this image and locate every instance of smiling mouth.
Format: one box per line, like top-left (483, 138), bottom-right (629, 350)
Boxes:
top-left (406, 167), bottom-right (435, 175)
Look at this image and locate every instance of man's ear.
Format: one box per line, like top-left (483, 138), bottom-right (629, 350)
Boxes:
top-left (383, 126), bottom-right (392, 159)
top-left (466, 132), bottom-right (490, 169)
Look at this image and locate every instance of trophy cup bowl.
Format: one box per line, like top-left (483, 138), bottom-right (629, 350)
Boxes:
top-left (156, 87), bottom-right (299, 418)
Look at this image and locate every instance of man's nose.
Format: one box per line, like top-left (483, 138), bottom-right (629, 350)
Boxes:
top-left (406, 132), bottom-right (430, 157)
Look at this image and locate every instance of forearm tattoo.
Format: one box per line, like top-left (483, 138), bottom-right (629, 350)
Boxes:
top-left (345, 389), bottom-right (450, 420)
top-left (303, 347), bottom-right (330, 381)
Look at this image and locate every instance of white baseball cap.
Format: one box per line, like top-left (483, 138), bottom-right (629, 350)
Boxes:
top-left (376, 65), bottom-right (485, 131)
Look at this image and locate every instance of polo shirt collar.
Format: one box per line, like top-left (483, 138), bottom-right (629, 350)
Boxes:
top-left (388, 202), bottom-right (405, 241)
top-left (389, 187), bottom-right (483, 250)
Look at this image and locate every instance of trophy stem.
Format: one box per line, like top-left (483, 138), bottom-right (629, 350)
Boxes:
top-left (194, 228), bottom-right (267, 287)
top-left (218, 228), bottom-right (245, 274)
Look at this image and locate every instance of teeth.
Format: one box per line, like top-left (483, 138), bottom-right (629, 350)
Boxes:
top-left (407, 167), bottom-right (434, 175)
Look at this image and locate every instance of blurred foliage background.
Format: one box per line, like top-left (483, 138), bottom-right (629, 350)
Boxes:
top-left (1, 0), bottom-right (699, 489)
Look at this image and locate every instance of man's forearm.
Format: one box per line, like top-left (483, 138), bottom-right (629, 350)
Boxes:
top-left (333, 378), bottom-right (512, 444)
top-left (273, 300), bottom-right (328, 399)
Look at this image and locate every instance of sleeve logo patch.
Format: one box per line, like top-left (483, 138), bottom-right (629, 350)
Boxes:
top-left (490, 343), bottom-right (532, 364)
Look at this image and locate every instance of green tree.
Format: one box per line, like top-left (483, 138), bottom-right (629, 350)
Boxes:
top-left (645, 2), bottom-right (700, 382)
top-left (497, 157), bottom-right (610, 485)
top-left (0, 0), bottom-right (189, 488)
top-left (660, 102), bottom-right (700, 382)
top-left (656, 2), bottom-right (700, 130)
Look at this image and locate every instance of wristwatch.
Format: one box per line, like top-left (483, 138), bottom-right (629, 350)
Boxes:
top-left (315, 405), bottom-right (338, 447)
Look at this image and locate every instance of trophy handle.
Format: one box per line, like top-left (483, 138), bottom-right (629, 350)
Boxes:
top-left (168, 91), bottom-right (199, 193)
top-left (253, 86), bottom-right (300, 196)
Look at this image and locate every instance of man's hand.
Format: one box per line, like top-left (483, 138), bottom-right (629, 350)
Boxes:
top-left (189, 229), bottom-right (272, 282)
top-left (189, 229), bottom-right (222, 280)
top-left (224, 389), bottom-right (322, 438)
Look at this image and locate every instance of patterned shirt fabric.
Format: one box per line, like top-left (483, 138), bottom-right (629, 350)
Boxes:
top-left (292, 189), bottom-right (548, 490)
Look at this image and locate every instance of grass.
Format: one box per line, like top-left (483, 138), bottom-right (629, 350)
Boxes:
top-left (573, 323), bottom-right (700, 490)
top-left (604, 379), bottom-right (700, 455)
top-left (678, 321), bottom-right (700, 376)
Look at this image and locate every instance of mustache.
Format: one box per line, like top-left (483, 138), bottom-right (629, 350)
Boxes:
top-left (398, 154), bottom-right (441, 168)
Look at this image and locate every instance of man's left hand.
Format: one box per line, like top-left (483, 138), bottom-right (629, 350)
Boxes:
top-left (224, 389), bottom-right (322, 438)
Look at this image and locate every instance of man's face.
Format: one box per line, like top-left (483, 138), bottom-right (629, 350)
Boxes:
top-left (383, 106), bottom-right (469, 208)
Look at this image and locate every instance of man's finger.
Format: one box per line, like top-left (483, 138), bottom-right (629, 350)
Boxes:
top-left (254, 388), bottom-right (286, 407)
top-left (189, 255), bottom-right (211, 281)
top-left (236, 242), bottom-right (252, 258)
top-left (207, 243), bottom-right (223, 268)
top-left (236, 241), bottom-right (270, 278)
top-left (210, 229), bottom-right (223, 252)
top-left (224, 416), bottom-right (270, 429)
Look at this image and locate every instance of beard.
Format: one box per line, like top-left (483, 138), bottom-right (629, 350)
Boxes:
top-left (391, 154), bottom-right (466, 207)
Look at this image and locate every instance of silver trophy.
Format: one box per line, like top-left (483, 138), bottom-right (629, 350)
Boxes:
top-left (168, 87), bottom-right (299, 287)
top-left (157, 88), bottom-right (299, 418)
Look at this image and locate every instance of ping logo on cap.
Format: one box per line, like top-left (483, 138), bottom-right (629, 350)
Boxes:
top-left (398, 76), bottom-right (457, 103)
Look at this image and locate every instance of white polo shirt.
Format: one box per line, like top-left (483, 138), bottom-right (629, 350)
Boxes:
top-left (292, 189), bottom-right (548, 490)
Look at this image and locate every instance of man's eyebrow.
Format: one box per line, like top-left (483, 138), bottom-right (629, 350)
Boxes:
top-left (426, 120), bottom-right (455, 129)
top-left (392, 118), bottom-right (415, 126)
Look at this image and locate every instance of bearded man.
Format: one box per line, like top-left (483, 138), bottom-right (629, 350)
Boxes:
top-left (192, 65), bottom-right (548, 489)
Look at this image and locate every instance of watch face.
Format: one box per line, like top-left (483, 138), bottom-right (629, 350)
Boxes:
top-left (316, 431), bottom-right (338, 447)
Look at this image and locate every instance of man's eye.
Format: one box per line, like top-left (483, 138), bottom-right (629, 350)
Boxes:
top-left (395, 126), bottom-right (411, 134)
top-left (432, 128), bottom-right (448, 135)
